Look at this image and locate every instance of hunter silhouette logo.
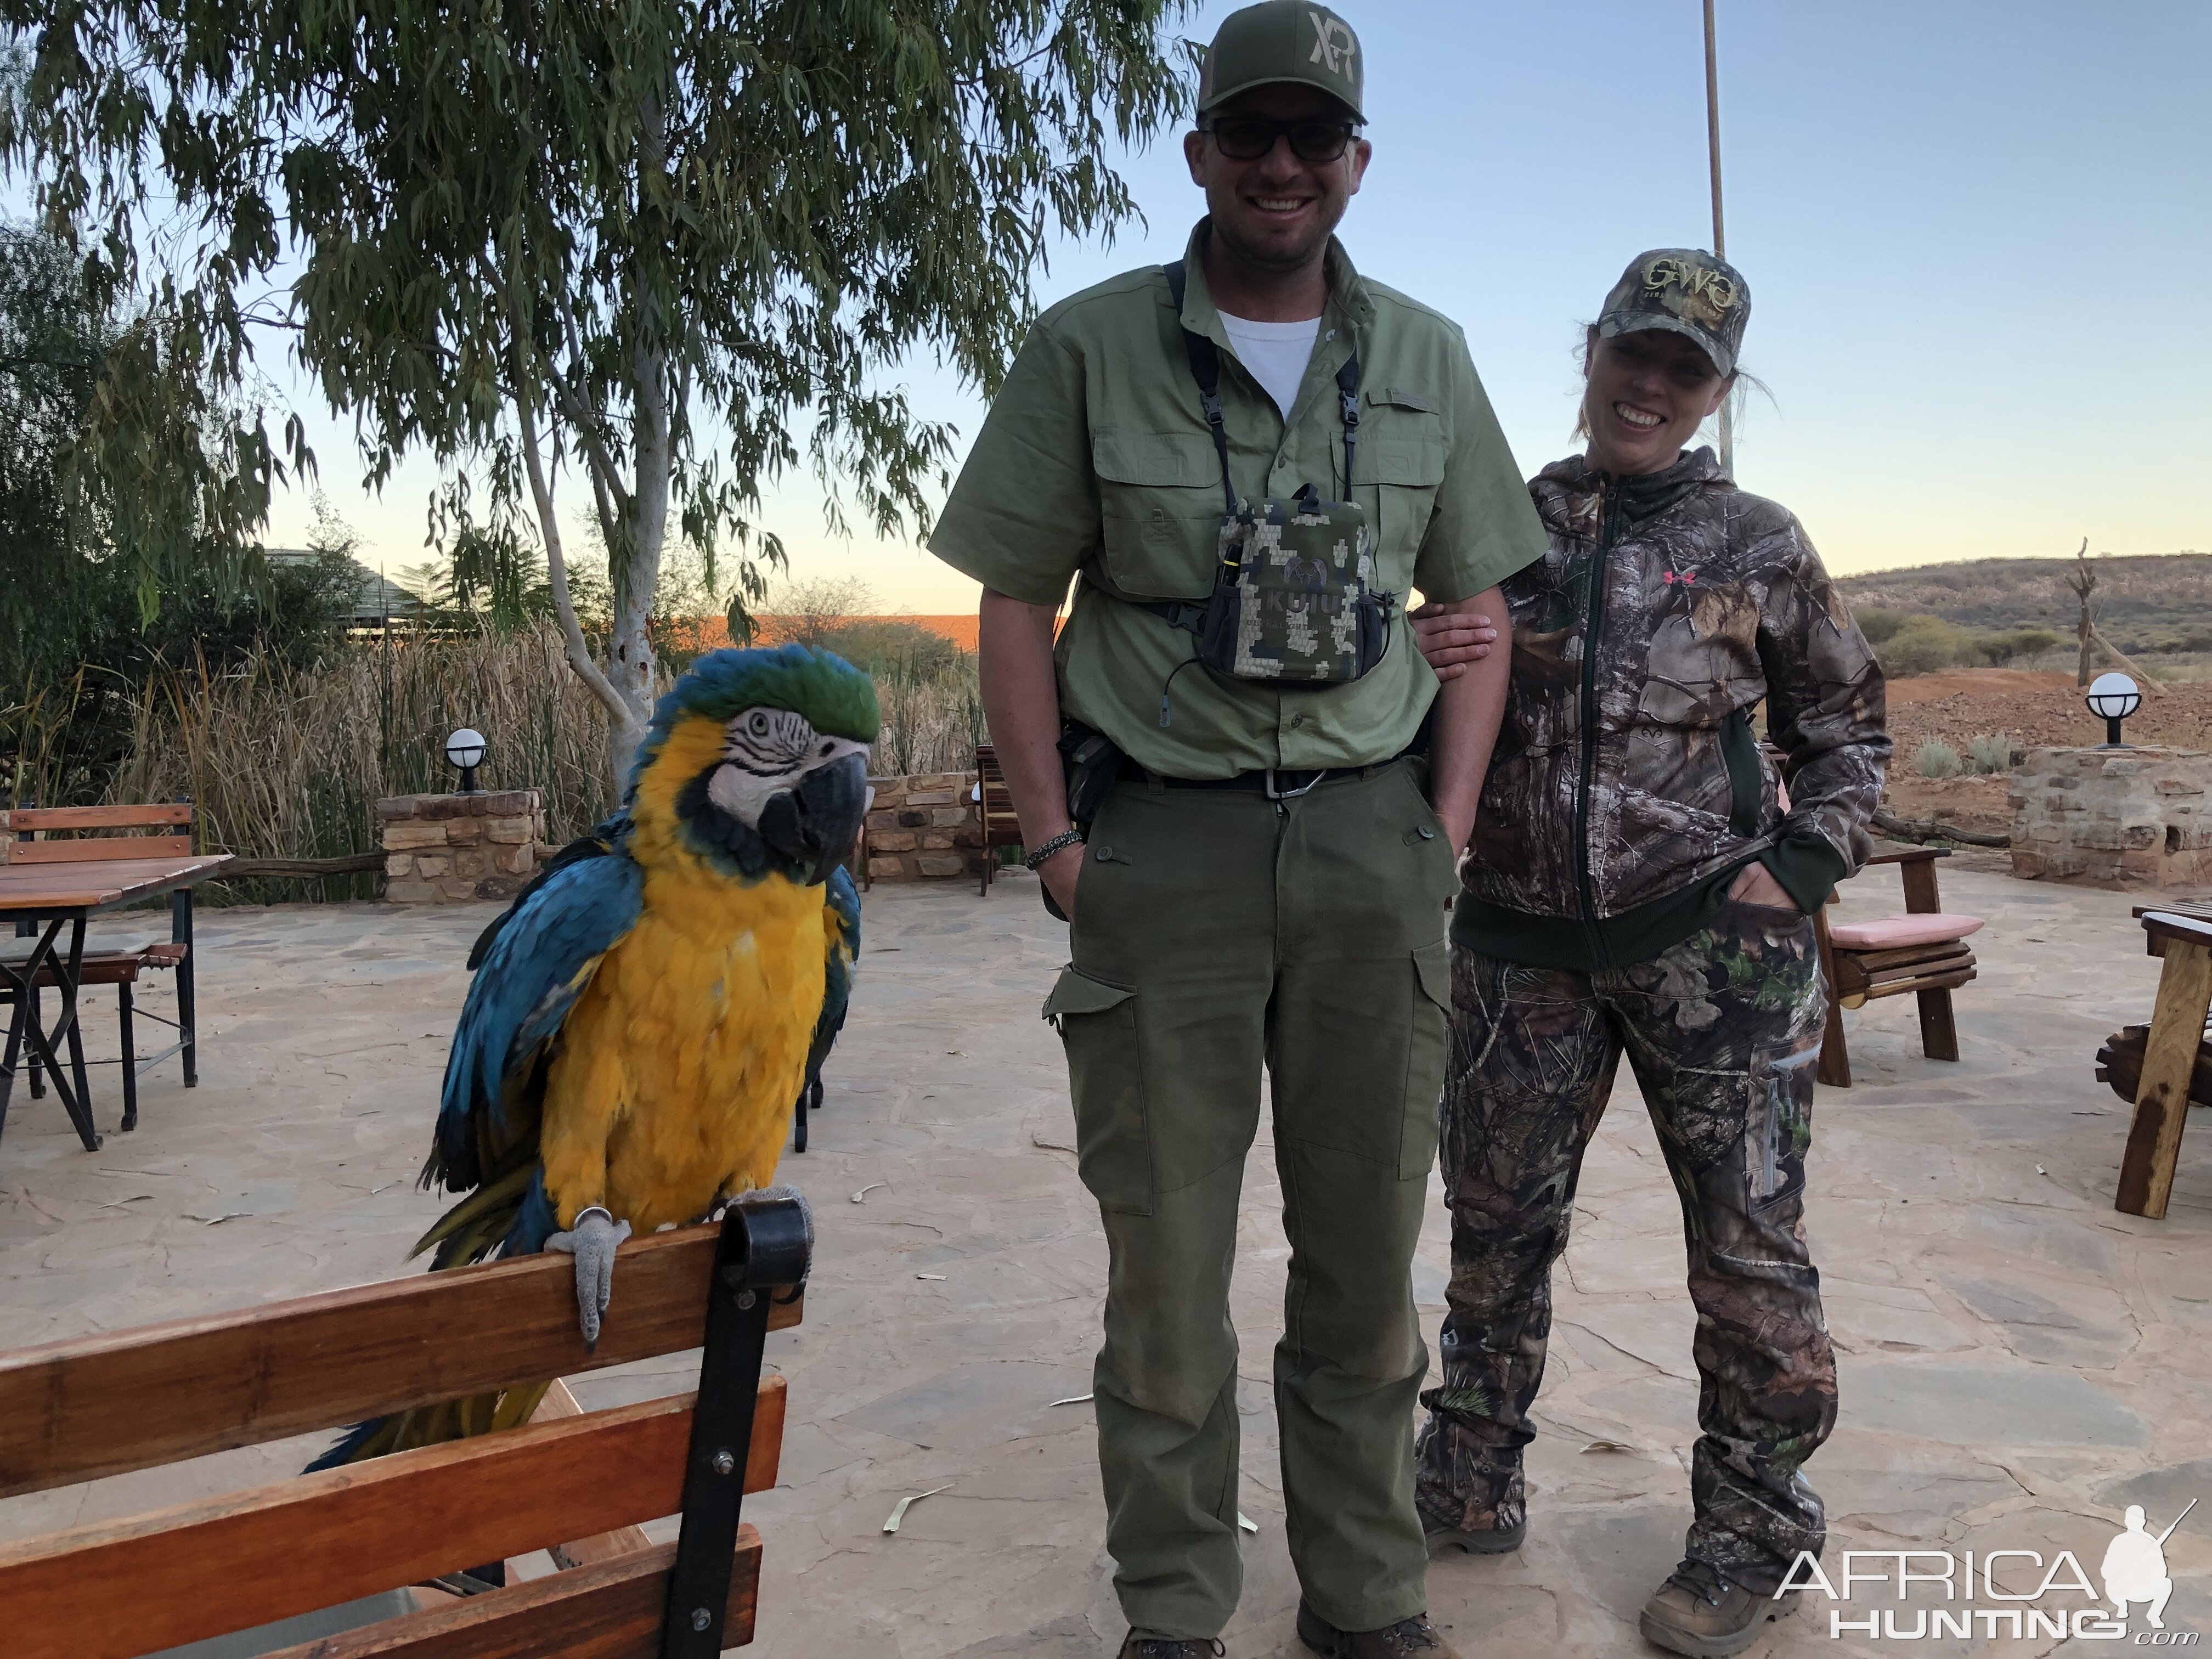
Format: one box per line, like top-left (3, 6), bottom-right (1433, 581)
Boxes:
top-left (2104, 1500), bottom-right (2192, 1630)
top-left (1308, 11), bottom-right (1356, 76)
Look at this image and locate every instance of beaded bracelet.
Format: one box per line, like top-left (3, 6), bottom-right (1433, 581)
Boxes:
top-left (1022, 828), bottom-right (1085, 870)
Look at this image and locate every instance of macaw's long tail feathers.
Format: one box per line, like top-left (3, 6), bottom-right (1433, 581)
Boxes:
top-left (413, 1161), bottom-right (544, 1270)
top-left (303, 1379), bottom-right (554, 1472)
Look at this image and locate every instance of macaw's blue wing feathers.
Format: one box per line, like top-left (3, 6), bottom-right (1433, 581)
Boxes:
top-left (466, 811), bottom-right (630, 970)
top-left (417, 847), bottom-right (642, 1270)
top-left (802, 864), bottom-right (861, 1099)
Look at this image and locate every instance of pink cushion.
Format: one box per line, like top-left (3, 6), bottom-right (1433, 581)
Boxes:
top-left (1829, 913), bottom-right (1983, 951)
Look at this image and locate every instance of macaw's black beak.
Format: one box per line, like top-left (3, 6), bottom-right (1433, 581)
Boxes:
top-left (757, 752), bottom-right (870, 884)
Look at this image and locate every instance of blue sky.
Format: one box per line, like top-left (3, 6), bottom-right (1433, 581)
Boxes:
top-left (263, 0), bottom-right (2211, 610)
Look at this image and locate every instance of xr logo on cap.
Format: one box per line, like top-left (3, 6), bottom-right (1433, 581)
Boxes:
top-left (1308, 10), bottom-right (1356, 76)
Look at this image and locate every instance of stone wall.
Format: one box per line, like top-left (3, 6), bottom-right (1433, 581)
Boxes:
top-left (865, 771), bottom-right (989, 883)
top-left (2008, 746), bottom-right (2212, 890)
top-left (377, 788), bottom-right (549, 903)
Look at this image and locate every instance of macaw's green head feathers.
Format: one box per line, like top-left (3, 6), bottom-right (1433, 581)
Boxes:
top-left (629, 645), bottom-right (879, 885)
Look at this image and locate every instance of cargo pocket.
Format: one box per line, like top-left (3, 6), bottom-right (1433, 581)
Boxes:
top-left (1092, 430), bottom-right (1223, 602)
top-left (1743, 1043), bottom-right (1819, 1213)
top-left (1400, 941), bottom-right (1455, 1180)
top-left (1043, 966), bottom-right (1151, 1215)
top-left (1363, 426), bottom-right (1445, 588)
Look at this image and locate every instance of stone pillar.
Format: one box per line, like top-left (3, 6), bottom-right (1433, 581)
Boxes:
top-left (863, 771), bottom-right (989, 883)
top-left (2008, 746), bottom-right (2212, 890)
top-left (377, 788), bottom-right (550, 903)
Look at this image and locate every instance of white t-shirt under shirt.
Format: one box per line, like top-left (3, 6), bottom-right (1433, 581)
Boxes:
top-left (1217, 310), bottom-right (1320, 419)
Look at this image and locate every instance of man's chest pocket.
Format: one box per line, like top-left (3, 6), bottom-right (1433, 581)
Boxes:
top-left (1360, 391), bottom-right (1445, 589)
top-left (1093, 431), bottom-right (1223, 602)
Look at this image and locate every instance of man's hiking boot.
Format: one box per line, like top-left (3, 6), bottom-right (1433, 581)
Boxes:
top-left (1295, 1600), bottom-right (1460, 1658)
top-left (1637, 1559), bottom-right (1797, 1658)
top-left (1118, 1639), bottom-right (1224, 1658)
top-left (1424, 1514), bottom-right (1525, 1557)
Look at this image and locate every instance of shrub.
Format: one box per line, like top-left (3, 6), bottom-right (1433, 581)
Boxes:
top-left (1915, 741), bottom-right (1964, 779)
top-left (1977, 627), bottom-right (2062, 666)
top-left (1965, 734), bottom-right (2015, 774)
top-left (1855, 607), bottom-right (1910, 646)
top-left (1881, 618), bottom-right (1979, 675)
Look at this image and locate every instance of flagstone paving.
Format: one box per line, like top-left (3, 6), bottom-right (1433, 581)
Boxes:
top-left (3, 856), bottom-right (2210, 1656)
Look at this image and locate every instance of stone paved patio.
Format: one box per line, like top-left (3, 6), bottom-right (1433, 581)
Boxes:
top-left (3, 857), bottom-right (2210, 1656)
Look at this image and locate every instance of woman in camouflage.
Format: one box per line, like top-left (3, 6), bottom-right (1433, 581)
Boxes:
top-left (1409, 250), bottom-right (1888, 1659)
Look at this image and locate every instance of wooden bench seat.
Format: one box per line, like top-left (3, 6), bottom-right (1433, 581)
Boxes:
top-left (1812, 847), bottom-right (1982, 1087)
top-left (0, 1203), bottom-right (808, 1659)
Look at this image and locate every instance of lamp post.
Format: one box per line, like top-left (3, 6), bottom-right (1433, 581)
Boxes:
top-left (445, 727), bottom-right (487, 794)
top-left (2085, 673), bottom-right (2142, 749)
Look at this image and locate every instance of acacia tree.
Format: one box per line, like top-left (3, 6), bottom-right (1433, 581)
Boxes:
top-left (5, 0), bottom-right (1191, 783)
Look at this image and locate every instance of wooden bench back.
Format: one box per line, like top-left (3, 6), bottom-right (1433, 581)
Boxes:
top-left (0, 1223), bottom-right (799, 1659)
top-left (2, 803), bottom-right (195, 865)
top-left (973, 744), bottom-right (1022, 843)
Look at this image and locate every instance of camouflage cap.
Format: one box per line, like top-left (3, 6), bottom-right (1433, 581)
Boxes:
top-left (1596, 249), bottom-right (1750, 377)
top-left (1198, 1), bottom-right (1364, 121)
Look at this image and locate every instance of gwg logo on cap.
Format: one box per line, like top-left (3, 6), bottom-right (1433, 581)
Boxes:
top-left (1598, 246), bottom-right (1752, 377)
top-left (1641, 256), bottom-right (1742, 329)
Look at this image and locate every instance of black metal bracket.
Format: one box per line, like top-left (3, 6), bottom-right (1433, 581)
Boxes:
top-left (659, 1189), bottom-right (812, 1658)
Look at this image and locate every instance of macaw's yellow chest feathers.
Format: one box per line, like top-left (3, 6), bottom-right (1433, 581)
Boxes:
top-left (537, 864), bottom-right (827, 1232)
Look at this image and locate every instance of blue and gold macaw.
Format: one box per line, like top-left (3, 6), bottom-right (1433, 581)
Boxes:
top-left (312, 644), bottom-right (873, 1468)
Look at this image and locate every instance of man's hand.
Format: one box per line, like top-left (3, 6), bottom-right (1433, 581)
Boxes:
top-left (1409, 601), bottom-right (1499, 682)
top-left (1037, 842), bottom-right (1084, 920)
top-left (1728, 862), bottom-right (1801, 911)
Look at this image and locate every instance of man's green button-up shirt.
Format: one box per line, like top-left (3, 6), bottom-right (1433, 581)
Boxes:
top-left (929, 220), bottom-right (1547, 780)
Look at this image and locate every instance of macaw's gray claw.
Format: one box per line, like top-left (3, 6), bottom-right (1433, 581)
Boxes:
top-left (545, 1207), bottom-right (632, 1350)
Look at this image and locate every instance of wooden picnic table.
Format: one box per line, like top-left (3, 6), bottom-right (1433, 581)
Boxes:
top-left (2114, 900), bottom-right (2212, 1218)
top-left (0, 854), bottom-right (229, 1155)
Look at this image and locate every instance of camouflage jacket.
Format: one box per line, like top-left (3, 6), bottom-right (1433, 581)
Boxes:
top-left (1462, 447), bottom-right (1889, 945)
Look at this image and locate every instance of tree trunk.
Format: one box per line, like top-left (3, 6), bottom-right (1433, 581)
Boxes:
top-left (606, 338), bottom-right (669, 786)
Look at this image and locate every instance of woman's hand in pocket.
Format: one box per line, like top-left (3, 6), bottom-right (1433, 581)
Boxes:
top-left (1728, 862), bottom-right (1800, 911)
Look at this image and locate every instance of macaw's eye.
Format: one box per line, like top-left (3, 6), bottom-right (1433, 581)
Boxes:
top-left (749, 713), bottom-right (770, 736)
top-left (820, 741), bottom-right (834, 757)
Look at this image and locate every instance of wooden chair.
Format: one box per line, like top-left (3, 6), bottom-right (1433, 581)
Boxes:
top-left (2110, 906), bottom-right (2212, 1219)
top-left (974, 743), bottom-right (1024, 896)
top-left (4, 803), bottom-right (202, 1122)
top-left (0, 1198), bottom-right (808, 1659)
top-left (1812, 847), bottom-right (1983, 1087)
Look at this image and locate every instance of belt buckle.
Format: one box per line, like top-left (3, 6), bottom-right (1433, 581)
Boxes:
top-left (1264, 767), bottom-right (1323, 801)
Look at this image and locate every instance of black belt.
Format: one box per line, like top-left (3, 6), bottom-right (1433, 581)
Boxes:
top-left (1121, 757), bottom-right (1402, 800)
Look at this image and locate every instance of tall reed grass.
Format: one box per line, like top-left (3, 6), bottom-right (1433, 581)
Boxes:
top-left (9, 623), bottom-right (984, 904)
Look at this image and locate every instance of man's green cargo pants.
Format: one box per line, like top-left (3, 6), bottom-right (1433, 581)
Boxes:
top-left (1042, 759), bottom-right (1458, 1640)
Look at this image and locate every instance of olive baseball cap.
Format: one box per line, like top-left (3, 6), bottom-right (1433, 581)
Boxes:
top-left (1597, 248), bottom-right (1750, 377)
top-left (1198, 1), bottom-right (1364, 121)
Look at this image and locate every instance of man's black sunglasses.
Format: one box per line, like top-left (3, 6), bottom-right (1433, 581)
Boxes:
top-left (1199, 116), bottom-right (1359, 163)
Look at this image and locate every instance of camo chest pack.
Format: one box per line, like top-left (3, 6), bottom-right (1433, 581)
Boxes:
top-left (1136, 262), bottom-right (1395, 692)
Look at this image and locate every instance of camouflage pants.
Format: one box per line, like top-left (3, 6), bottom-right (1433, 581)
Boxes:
top-left (1413, 898), bottom-right (1838, 1591)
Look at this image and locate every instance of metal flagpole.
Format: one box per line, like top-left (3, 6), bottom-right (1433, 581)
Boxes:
top-left (1703, 0), bottom-right (1734, 477)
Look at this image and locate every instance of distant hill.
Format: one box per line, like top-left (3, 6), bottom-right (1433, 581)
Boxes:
top-left (1836, 553), bottom-right (2212, 654)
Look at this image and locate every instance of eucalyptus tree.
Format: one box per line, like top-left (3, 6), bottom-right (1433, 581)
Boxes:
top-left (4, 1), bottom-right (1192, 781)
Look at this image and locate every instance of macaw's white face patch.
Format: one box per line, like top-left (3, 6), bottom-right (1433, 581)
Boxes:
top-left (704, 707), bottom-right (870, 827)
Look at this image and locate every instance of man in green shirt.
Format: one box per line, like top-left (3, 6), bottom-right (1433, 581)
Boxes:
top-left (929, 5), bottom-right (1544, 1654)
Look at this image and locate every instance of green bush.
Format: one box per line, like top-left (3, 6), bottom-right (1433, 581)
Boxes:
top-left (1965, 734), bottom-right (2015, 774)
top-left (1881, 618), bottom-right (1979, 675)
top-left (1977, 627), bottom-right (2062, 666)
top-left (1915, 741), bottom-right (1964, 779)
top-left (1855, 607), bottom-right (1910, 646)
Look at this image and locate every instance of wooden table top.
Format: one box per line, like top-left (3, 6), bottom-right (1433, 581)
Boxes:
top-left (0, 854), bottom-right (232, 915)
top-left (2135, 900), bottom-right (2212, 924)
